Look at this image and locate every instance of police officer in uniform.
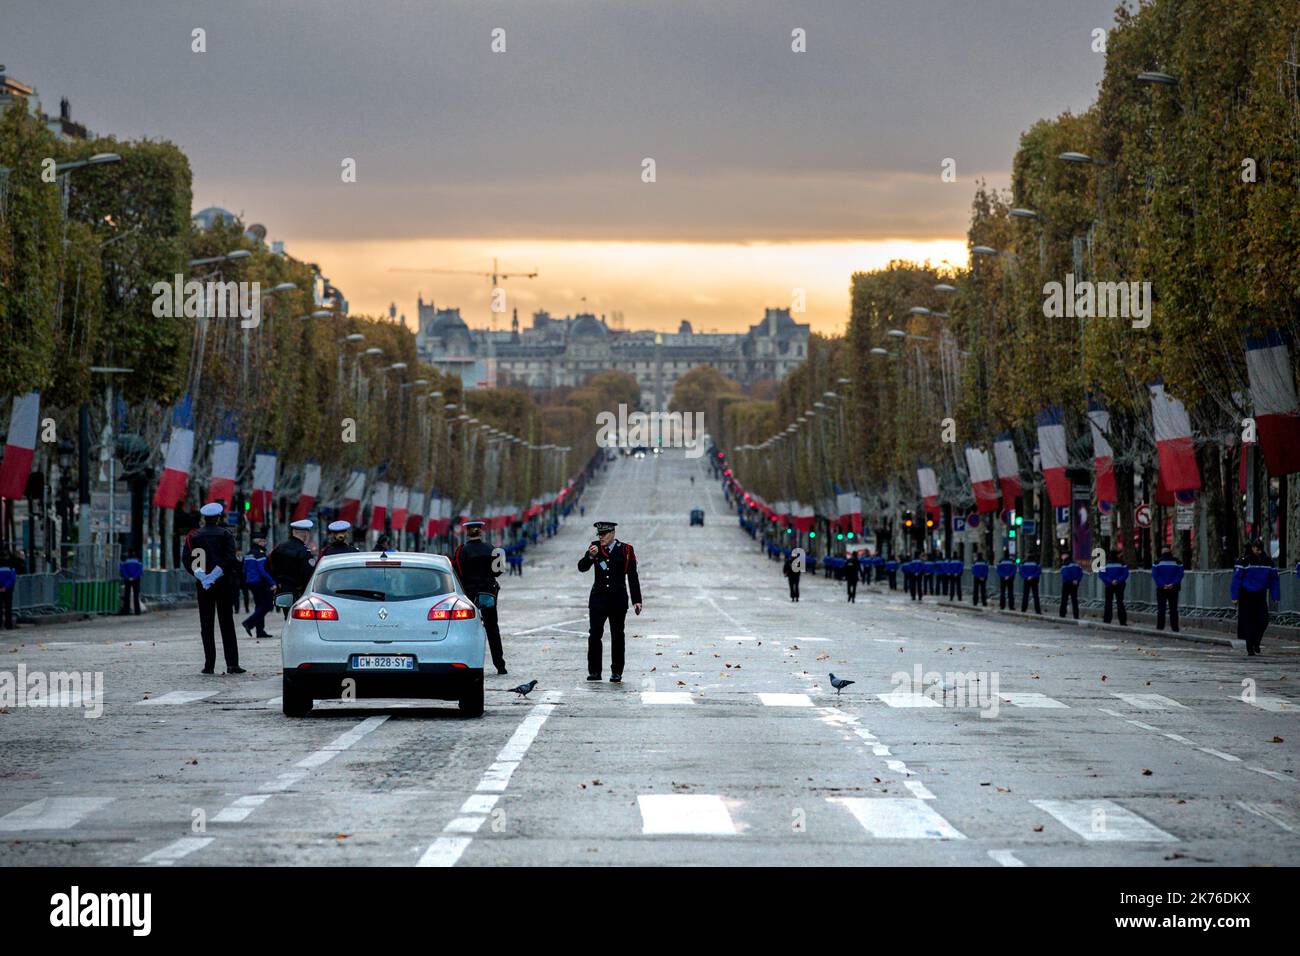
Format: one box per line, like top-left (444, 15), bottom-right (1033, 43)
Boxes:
top-left (845, 553), bottom-right (858, 603)
top-left (996, 549), bottom-right (1017, 610)
top-left (269, 518), bottom-right (317, 614)
top-left (185, 502), bottom-right (244, 674)
top-left (1058, 550), bottom-right (1082, 619)
top-left (1152, 547), bottom-right (1184, 632)
top-left (578, 521), bottom-right (642, 682)
top-left (1019, 551), bottom-right (1042, 614)
top-left (319, 519), bottom-right (359, 558)
top-left (453, 519), bottom-right (507, 675)
top-left (1231, 539), bottom-right (1280, 656)
top-left (970, 549), bottom-right (989, 606)
top-left (782, 549), bottom-right (801, 602)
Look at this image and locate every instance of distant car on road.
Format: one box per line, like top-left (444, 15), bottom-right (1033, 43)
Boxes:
top-left (690, 508), bottom-right (705, 526)
top-left (276, 552), bottom-right (485, 718)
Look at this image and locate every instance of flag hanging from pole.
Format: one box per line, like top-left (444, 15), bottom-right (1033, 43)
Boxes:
top-left (1036, 407), bottom-right (1071, 509)
top-left (993, 433), bottom-right (1022, 511)
top-left (249, 450), bottom-right (276, 525)
top-left (0, 391), bottom-right (40, 500)
top-left (1245, 331), bottom-right (1300, 476)
top-left (1087, 395), bottom-right (1118, 504)
top-left (207, 436), bottom-right (239, 508)
top-left (964, 445), bottom-right (999, 513)
top-left (1149, 380), bottom-right (1201, 493)
top-left (153, 397), bottom-right (194, 510)
top-left (339, 470), bottom-right (365, 524)
top-left (917, 463), bottom-right (940, 520)
top-left (292, 462), bottom-right (320, 521)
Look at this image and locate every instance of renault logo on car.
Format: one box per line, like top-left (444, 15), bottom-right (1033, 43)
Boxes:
top-left (377, 607), bottom-right (389, 621)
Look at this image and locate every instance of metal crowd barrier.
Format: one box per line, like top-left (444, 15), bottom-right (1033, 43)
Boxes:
top-left (11, 567), bottom-right (198, 616)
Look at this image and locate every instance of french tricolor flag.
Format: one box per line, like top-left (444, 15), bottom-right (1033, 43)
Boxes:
top-left (339, 470), bottom-right (365, 524)
top-left (1149, 380), bottom-right (1201, 493)
top-left (369, 480), bottom-right (390, 531)
top-left (291, 462), bottom-right (321, 521)
top-left (0, 391), bottom-right (41, 500)
top-left (964, 446), bottom-right (999, 513)
top-left (249, 450), bottom-right (276, 525)
top-left (1246, 331), bottom-right (1300, 476)
top-left (407, 490), bottom-right (425, 534)
top-left (390, 486), bottom-right (409, 531)
top-left (993, 434), bottom-right (1022, 511)
top-left (917, 463), bottom-right (940, 520)
top-left (153, 399), bottom-right (194, 510)
top-left (792, 502), bottom-right (816, 533)
top-left (207, 437), bottom-right (239, 509)
top-left (1087, 395), bottom-right (1118, 504)
top-left (835, 492), bottom-right (863, 534)
top-left (1036, 407), bottom-right (1071, 509)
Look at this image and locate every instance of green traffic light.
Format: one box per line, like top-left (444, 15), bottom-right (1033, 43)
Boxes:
top-left (1014, 515), bottom-right (1023, 526)
top-left (809, 531), bottom-right (816, 538)
top-left (1009, 530), bottom-right (1016, 538)
top-left (836, 533), bottom-right (844, 541)
top-left (847, 532), bottom-right (855, 539)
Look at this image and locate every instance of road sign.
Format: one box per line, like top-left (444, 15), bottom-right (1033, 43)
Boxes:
top-left (1098, 499), bottom-right (1114, 514)
top-left (953, 515), bottom-right (966, 532)
top-left (1055, 505), bottom-right (1070, 524)
top-left (966, 512), bottom-right (981, 529)
top-left (1135, 503), bottom-right (1152, 528)
top-left (1175, 502), bottom-right (1195, 531)
top-left (1021, 519), bottom-right (1037, 536)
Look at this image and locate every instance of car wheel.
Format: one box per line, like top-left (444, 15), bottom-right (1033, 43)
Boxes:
top-left (458, 676), bottom-right (484, 718)
top-left (282, 675), bottom-right (313, 718)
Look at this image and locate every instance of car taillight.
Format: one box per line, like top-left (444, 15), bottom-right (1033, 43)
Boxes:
top-left (292, 597), bottom-right (339, 621)
top-left (429, 596), bottom-right (476, 620)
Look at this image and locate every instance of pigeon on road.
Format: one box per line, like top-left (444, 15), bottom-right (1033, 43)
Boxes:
top-left (828, 673), bottom-right (855, 697)
top-left (509, 680), bottom-right (539, 699)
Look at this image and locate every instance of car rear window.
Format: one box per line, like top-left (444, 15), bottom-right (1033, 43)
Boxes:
top-left (315, 566), bottom-right (455, 602)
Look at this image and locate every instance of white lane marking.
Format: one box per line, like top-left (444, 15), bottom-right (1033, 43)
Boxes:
top-left (999, 692), bottom-right (1069, 709)
top-left (904, 780), bottom-right (936, 800)
top-left (1099, 708), bottom-right (1255, 769)
top-left (514, 617), bottom-right (586, 635)
top-left (1247, 766), bottom-right (1295, 784)
top-left (645, 633), bottom-right (681, 640)
top-left (1197, 747), bottom-right (1242, 763)
top-left (1237, 801), bottom-right (1299, 833)
top-left (989, 849), bottom-right (1026, 867)
top-left (755, 692), bottom-right (813, 707)
top-left (1244, 695), bottom-right (1298, 713)
top-left (638, 794), bottom-right (737, 835)
top-left (418, 692), bottom-right (561, 866)
top-left (722, 635), bottom-right (754, 641)
top-left (1111, 693), bottom-right (1185, 711)
top-left (212, 794), bottom-right (272, 823)
top-left (296, 715), bottom-right (389, 769)
top-left (136, 690), bottom-right (218, 706)
top-left (641, 691), bottom-right (694, 705)
top-left (265, 697), bottom-right (282, 709)
top-left (139, 836), bottom-right (214, 865)
top-left (829, 797), bottom-right (966, 840)
top-left (877, 692), bottom-right (941, 708)
top-left (1031, 799), bottom-right (1176, 842)
top-left (0, 797), bottom-right (114, 831)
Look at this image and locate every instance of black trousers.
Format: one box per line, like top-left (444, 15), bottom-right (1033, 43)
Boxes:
top-left (197, 584), bottom-right (240, 669)
top-left (951, 575), bottom-right (962, 601)
top-left (242, 583), bottom-right (274, 636)
top-left (846, 576), bottom-right (857, 602)
top-left (1059, 581), bottom-right (1079, 619)
top-left (909, 573), bottom-right (923, 602)
top-left (588, 601), bottom-right (627, 677)
top-left (0, 588), bottom-right (12, 629)
top-left (120, 579), bottom-right (141, 615)
top-left (999, 577), bottom-right (1014, 609)
top-left (1104, 582), bottom-right (1127, 625)
top-left (1021, 578), bottom-right (1041, 614)
top-left (1237, 589), bottom-right (1269, 651)
top-left (1156, 587), bottom-right (1180, 632)
top-left (887, 571), bottom-right (897, 590)
top-left (480, 601), bottom-right (506, 671)
top-left (972, 578), bottom-right (988, 606)
top-left (787, 575), bottom-right (800, 601)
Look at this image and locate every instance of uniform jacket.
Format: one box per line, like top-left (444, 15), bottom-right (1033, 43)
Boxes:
top-left (1019, 561), bottom-right (1041, 581)
top-left (1060, 563), bottom-right (1083, 584)
top-left (0, 566), bottom-right (15, 590)
top-left (319, 540), bottom-right (359, 559)
top-left (1231, 560), bottom-right (1280, 601)
top-left (970, 560), bottom-right (990, 580)
top-left (454, 538), bottom-right (502, 596)
top-left (1151, 559), bottom-right (1184, 589)
top-left (119, 558), bottom-right (143, 581)
top-left (242, 554), bottom-right (275, 588)
top-left (268, 537), bottom-right (315, 595)
top-left (184, 525), bottom-right (241, 590)
top-left (995, 559), bottom-right (1017, 580)
top-left (1098, 564), bottom-right (1130, 586)
top-left (579, 539), bottom-right (642, 608)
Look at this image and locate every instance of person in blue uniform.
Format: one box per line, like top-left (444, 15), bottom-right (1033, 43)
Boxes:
top-left (1231, 539), bottom-right (1280, 656)
top-left (909, 553), bottom-right (925, 602)
top-left (119, 551), bottom-right (144, 615)
top-left (948, 552), bottom-right (964, 601)
top-left (996, 550), bottom-right (1017, 610)
top-left (885, 555), bottom-right (898, 590)
top-left (1019, 552), bottom-right (1042, 614)
top-left (1058, 551), bottom-right (1082, 619)
top-left (240, 535), bottom-right (276, 639)
top-left (922, 552), bottom-right (936, 595)
top-left (1099, 551), bottom-right (1129, 625)
top-left (578, 520), bottom-right (642, 682)
top-left (0, 555), bottom-right (15, 630)
top-left (1152, 548), bottom-right (1185, 632)
top-left (970, 549), bottom-right (989, 606)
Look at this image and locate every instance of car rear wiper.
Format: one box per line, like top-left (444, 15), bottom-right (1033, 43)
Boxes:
top-left (333, 588), bottom-right (386, 601)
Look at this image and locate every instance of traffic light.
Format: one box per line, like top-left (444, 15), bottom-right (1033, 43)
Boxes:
top-left (243, 499), bottom-right (250, 512)
top-left (847, 531), bottom-right (855, 540)
top-left (785, 527), bottom-right (793, 535)
top-left (1009, 528), bottom-right (1016, 539)
top-left (1014, 515), bottom-right (1023, 526)
top-left (925, 517), bottom-right (934, 529)
top-left (809, 531), bottom-right (817, 539)
top-left (903, 511), bottom-right (914, 529)
top-left (836, 533), bottom-right (844, 541)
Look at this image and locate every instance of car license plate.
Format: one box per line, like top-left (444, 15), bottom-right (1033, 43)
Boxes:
top-left (349, 655), bottom-right (415, 671)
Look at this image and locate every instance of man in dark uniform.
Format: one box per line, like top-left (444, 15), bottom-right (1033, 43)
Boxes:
top-left (996, 549), bottom-right (1017, 610)
top-left (578, 520), bottom-right (642, 683)
top-left (453, 519), bottom-right (506, 675)
top-left (184, 502), bottom-right (245, 675)
top-left (269, 518), bottom-right (317, 613)
top-left (782, 549), bottom-right (800, 602)
top-left (845, 553), bottom-right (858, 603)
top-left (319, 519), bottom-right (359, 558)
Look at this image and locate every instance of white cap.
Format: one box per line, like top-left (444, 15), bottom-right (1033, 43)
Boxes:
top-left (200, 502), bottom-right (224, 517)
top-left (290, 519), bottom-right (313, 530)
top-left (327, 520), bottom-right (351, 533)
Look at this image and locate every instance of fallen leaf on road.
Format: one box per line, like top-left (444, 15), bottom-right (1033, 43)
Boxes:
top-left (1141, 768), bottom-right (1153, 776)
top-left (1032, 825), bottom-right (1044, 832)
top-left (1270, 736), bottom-right (1284, 743)
top-left (1101, 675), bottom-right (1108, 682)
top-left (815, 652), bottom-right (829, 661)
top-left (996, 786), bottom-right (1010, 793)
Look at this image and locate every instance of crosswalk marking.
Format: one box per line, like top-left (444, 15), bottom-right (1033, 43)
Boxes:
top-left (1244, 695), bottom-right (1298, 713)
top-left (212, 794), bottom-right (272, 823)
top-left (755, 693), bottom-right (813, 707)
top-left (999, 692), bottom-right (1068, 709)
top-left (829, 797), bottom-right (965, 839)
top-left (638, 794), bottom-right (737, 835)
top-left (139, 836), bottom-right (213, 865)
top-left (877, 692), bottom-right (941, 708)
top-left (0, 797), bottom-right (114, 831)
top-left (989, 849), bottom-right (1026, 867)
top-left (1111, 693), bottom-right (1185, 711)
top-left (1237, 801), bottom-right (1299, 833)
top-left (1031, 799), bottom-right (1176, 842)
top-left (641, 691), bottom-right (694, 705)
top-left (136, 690), bottom-right (218, 706)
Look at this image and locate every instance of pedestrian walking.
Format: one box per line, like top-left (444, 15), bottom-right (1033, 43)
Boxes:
top-left (119, 551), bottom-right (143, 615)
top-left (782, 549), bottom-right (801, 602)
top-left (1019, 552), bottom-right (1042, 614)
top-left (1231, 539), bottom-right (1280, 656)
top-left (453, 520), bottom-right (507, 675)
top-left (578, 520), bottom-right (642, 683)
top-left (240, 534), bottom-right (275, 639)
top-left (185, 502), bottom-right (244, 675)
top-left (845, 555), bottom-right (858, 603)
top-left (1099, 551), bottom-right (1129, 625)
top-left (1058, 551), bottom-right (1081, 620)
top-left (996, 550), bottom-right (1017, 610)
top-left (970, 549), bottom-right (989, 607)
top-left (1152, 548), bottom-right (1184, 632)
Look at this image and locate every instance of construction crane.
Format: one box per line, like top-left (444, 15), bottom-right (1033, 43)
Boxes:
top-left (390, 258), bottom-right (538, 330)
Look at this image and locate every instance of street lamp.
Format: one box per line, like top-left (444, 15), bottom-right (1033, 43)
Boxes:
top-left (1137, 71), bottom-right (1178, 85)
top-left (1009, 207), bottom-right (1041, 220)
top-left (55, 152), bottom-right (122, 174)
top-left (934, 283), bottom-right (957, 294)
top-left (188, 249), bottom-right (251, 267)
top-left (1058, 151), bottom-right (1110, 166)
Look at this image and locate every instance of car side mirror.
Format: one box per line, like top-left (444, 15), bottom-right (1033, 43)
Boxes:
top-left (274, 593), bottom-right (295, 609)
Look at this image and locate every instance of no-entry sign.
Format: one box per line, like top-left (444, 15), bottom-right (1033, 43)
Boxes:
top-left (1135, 503), bottom-right (1152, 528)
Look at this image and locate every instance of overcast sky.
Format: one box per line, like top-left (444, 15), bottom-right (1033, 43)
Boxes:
top-left (7, 0), bottom-right (1122, 331)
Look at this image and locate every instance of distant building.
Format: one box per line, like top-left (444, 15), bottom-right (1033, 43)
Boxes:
top-left (0, 65), bottom-right (92, 140)
top-left (415, 297), bottom-right (809, 406)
